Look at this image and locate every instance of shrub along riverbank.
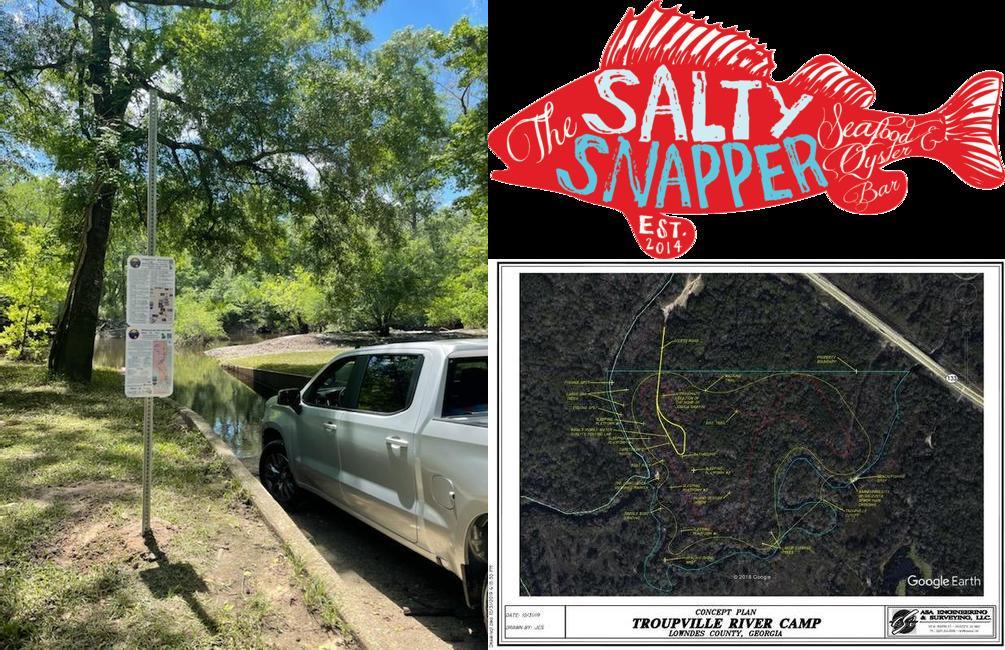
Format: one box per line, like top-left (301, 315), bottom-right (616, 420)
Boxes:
top-left (0, 362), bottom-right (350, 648)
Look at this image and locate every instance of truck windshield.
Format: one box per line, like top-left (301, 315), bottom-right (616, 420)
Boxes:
top-left (442, 356), bottom-right (488, 416)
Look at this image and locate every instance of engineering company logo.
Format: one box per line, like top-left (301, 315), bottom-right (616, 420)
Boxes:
top-left (889, 609), bottom-right (919, 635)
top-left (488, 1), bottom-right (1005, 259)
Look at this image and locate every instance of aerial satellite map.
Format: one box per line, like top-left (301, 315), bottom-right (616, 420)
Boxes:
top-left (519, 272), bottom-right (984, 597)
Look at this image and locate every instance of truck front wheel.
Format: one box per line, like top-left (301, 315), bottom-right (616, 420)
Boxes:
top-left (259, 440), bottom-right (299, 508)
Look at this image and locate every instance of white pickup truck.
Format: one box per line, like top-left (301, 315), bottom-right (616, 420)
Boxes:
top-left (258, 340), bottom-right (488, 624)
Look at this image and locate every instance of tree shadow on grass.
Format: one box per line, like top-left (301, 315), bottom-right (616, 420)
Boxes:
top-left (138, 532), bottom-right (219, 636)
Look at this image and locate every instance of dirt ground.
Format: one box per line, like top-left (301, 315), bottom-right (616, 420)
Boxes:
top-left (36, 477), bottom-right (347, 648)
top-left (0, 363), bottom-right (352, 648)
top-left (205, 330), bottom-right (487, 362)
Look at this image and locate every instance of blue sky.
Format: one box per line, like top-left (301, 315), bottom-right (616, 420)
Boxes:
top-left (365, 0), bottom-right (487, 44)
top-left (364, 0), bottom-right (486, 205)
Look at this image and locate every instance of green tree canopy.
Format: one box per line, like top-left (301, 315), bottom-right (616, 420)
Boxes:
top-left (3, 1), bottom-right (488, 368)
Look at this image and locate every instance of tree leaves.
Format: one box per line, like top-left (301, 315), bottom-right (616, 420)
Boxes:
top-left (0, 177), bottom-right (69, 360)
top-left (3, 1), bottom-right (489, 345)
top-left (431, 17), bottom-right (487, 203)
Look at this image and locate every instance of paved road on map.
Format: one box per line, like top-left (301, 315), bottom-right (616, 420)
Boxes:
top-left (805, 273), bottom-right (983, 409)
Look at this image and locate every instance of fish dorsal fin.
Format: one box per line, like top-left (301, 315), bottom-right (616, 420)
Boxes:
top-left (601, 2), bottom-right (776, 77)
top-left (784, 54), bottom-right (877, 108)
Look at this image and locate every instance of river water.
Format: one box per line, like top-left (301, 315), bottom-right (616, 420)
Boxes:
top-left (93, 337), bottom-right (267, 460)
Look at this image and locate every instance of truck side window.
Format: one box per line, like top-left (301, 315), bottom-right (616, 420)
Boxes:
top-left (303, 357), bottom-right (358, 408)
top-left (442, 357), bottom-right (488, 417)
top-left (355, 354), bottom-right (422, 414)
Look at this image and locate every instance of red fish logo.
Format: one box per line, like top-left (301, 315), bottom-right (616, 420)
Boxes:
top-left (488, 2), bottom-right (1005, 258)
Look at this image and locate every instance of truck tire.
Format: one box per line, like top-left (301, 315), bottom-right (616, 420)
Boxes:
top-left (482, 574), bottom-right (488, 631)
top-left (259, 440), bottom-right (299, 508)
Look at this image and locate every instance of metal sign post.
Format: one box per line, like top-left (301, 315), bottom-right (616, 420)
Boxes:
top-left (142, 89), bottom-right (158, 535)
top-left (123, 91), bottom-right (172, 536)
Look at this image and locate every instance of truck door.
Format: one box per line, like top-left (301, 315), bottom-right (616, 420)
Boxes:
top-left (335, 353), bottom-right (423, 542)
top-left (296, 355), bottom-right (362, 500)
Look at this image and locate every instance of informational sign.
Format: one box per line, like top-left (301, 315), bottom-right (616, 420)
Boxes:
top-left (126, 255), bottom-right (175, 327)
top-left (125, 328), bottom-right (174, 397)
top-left (124, 254), bottom-right (175, 398)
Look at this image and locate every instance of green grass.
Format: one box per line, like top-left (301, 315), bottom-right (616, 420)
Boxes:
top-left (0, 362), bottom-right (347, 648)
top-left (224, 350), bottom-right (348, 376)
top-left (283, 544), bottom-right (351, 638)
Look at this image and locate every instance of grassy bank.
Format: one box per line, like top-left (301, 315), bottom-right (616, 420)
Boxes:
top-left (0, 362), bottom-right (349, 648)
top-left (224, 350), bottom-right (346, 377)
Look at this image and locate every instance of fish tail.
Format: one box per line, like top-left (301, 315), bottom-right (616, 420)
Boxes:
top-left (933, 71), bottom-right (1005, 189)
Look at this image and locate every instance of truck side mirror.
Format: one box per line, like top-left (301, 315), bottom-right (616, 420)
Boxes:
top-left (277, 388), bottom-right (302, 414)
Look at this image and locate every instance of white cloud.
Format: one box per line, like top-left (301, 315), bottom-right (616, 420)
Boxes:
top-left (179, 120), bottom-right (201, 143)
top-left (288, 154), bottom-right (320, 188)
top-left (154, 69), bottom-right (182, 93)
top-left (115, 4), bottom-right (140, 29)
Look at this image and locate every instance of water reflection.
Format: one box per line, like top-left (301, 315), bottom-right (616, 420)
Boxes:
top-left (881, 544), bottom-right (923, 595)
top-left (94, 337), bottom-right (267, 459)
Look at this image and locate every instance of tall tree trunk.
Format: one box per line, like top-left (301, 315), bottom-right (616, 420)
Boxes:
top-left (48, 185), bottom-right (117, 380)
top-left (48, 3), bottom-right (129, 381)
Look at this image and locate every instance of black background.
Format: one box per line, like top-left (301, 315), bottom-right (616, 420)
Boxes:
top-left (488, 2), bottom-right (1005, 259)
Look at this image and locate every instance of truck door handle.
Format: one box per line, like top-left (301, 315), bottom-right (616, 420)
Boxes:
top-left (385, 435), bottom-right (408, 449)
top-left (322, 421), bottom-right (338, 432)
